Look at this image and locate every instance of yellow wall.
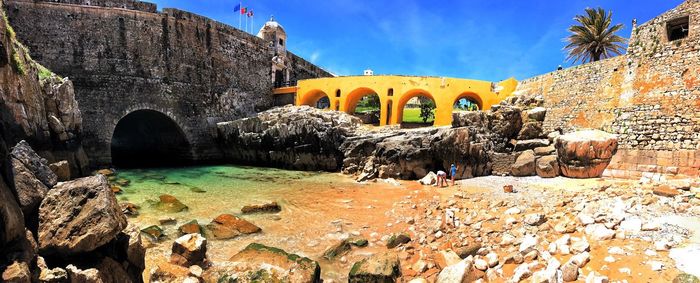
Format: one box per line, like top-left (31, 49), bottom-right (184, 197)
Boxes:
top-left (294, 75), bottom-right (517, 126)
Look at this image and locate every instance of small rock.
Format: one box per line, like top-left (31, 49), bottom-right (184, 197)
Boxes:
top-left (561, 262), bottom-right (578, 282)
top-left (569, 252), bottom-right (590, 268)
top-left (205, 214), bottom-right (261, 240)
top-left (654, 185), bottom-right (680, 197)
top-left (585, 224), bottom-right (615, 241)
top-left (474, 258), bottom-right (488, 271)
top-left (524, 213), bottom-right (546, 226)
top-left (486, 252), bottom-right (499, 267)
top-left (519, 234), bottom-right (539, 253)
top-left (241, 202), bottom-right (281, 214)
top-left (386, 233), bottom-right (411, 248)
top-left (178, 220), bottom-right (202, 235)
top-left (170, 233), bottom-right (207, 267)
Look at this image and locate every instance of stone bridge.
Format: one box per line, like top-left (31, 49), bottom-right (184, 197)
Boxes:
top-left (6, 0), bottom-right (331, 167)
top-left (285, 76), bottom-right (517, 126)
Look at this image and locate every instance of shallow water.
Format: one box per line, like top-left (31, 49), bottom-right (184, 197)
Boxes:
top-left (114, 165), bottom-right (425, 281)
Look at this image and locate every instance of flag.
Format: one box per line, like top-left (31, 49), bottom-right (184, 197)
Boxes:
top-left (241, 7), bottom-right (247, 14)
top-left (248, 10), bottom-right (253, 17)
top-left (233, 4), bottom-right (240, 12)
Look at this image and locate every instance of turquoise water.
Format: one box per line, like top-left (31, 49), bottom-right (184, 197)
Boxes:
top-left (111, 165), bottom-right (415, 281)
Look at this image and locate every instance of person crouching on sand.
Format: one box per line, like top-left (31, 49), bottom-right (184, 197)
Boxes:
top-left (436, 170), bottom-right (447, 187)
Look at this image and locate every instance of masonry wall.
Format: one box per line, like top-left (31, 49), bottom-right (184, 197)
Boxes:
top-left (5, 0), bottom-right (330, 166)
top-left (516, 0), bottom-right (700, 179)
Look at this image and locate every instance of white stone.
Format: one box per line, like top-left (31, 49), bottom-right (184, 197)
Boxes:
top-left (577, 213), bottom-right (595, 225)
top-left (642, 221), bottom-right (661, 231)
top-left (436, 259), bottom-right (473, 283)
top-left (501, 233), bottom-right (516, 246)
top-left (608, 246), bottom-right (625, 255)
top-left (519, 235), bottom-right (539, 253)
top-left (571, 240), bottom-right (590, 253)
top-left (585, 224), bottom-right (615, 241)
top-left (505, 207), bottom-right (521, 215)
top-left (486, 253), bottom-right (499, 267)
top-left (619, 218), bottom-right (643, 234)
top-left (649, 261), bottom-right (664, 271)
top-left (654, 241), bottom-right (670, 251)
top-left (569, 252), bottom-right (590, 268)
top-left (474, 258), bottom-right (489, 271)
top-left (604, 256), bottom-right (616, 263)
top-left (509, 263), bottom-right (532, 283)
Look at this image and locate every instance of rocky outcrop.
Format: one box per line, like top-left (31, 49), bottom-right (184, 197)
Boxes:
top-left (217, 105), bottom-right (361, 171)
top-left (218, 105), bottom-right (517, 180)
top-left (556, 130), bottom-right (618, 178)
top-left (342, 127), bottom-right (490, 180)
top-left (38, 175), bottom-right (127, 256)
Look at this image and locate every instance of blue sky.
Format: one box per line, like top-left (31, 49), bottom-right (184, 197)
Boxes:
top-left (148, 0), bottom-right (681, 81)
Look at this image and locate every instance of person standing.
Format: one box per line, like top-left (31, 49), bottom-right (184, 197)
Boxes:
top-left (450, 164), bottom-right (458, 186)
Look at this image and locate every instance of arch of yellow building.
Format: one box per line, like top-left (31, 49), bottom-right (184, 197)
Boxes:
top-left (294, 75), bottom-right (518, 126)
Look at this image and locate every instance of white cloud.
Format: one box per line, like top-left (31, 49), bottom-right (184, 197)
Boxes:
top-left (310, 51), bottom-right (321, 63)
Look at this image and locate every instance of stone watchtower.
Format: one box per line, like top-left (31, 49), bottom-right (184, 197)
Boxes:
top-left (257, 16), bottom-right (289, 87)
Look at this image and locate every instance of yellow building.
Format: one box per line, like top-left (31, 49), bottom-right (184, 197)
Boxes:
top-left (276, 75), bottom-right (517, 126)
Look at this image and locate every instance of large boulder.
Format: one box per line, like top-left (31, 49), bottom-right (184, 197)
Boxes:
top-left (38, 175), bottom-right (127, 256)
top-left (436, 258), bottom-right (478, 283)
top-left (205, 214), bottom-right (261, 240)
top-left (10, 141), bottom-right (58, 188)
top-left (9, 141), bottom-right (57, 217)
top-left (555, 130), bottom-right (618, 178)
top-left (349, 251), bottom-right (401, 283)
top-left (536, 155), bottom-right (560, 178)
top-left (511, 150), bottom-right (536, 177)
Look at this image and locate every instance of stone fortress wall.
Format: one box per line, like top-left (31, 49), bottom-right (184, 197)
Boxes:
top-left (5, 0), bottom-right (331, 166)
top-left (516, 0), bottom-right (700, 179)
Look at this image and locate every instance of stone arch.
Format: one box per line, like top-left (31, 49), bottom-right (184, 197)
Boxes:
top-left (299, 89), bottom-right (331, 109)
top-left (110, 108), bottom-right (192, 168)
top-left (396, 89), bottom-right (436, 126)
top-left (343, 87), bottom-right (381, 113)
top-left (453, 92), bottom-right (483, 111)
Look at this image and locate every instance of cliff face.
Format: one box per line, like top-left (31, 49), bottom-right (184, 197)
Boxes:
top-left (0, 0), bottom-right (87, 179)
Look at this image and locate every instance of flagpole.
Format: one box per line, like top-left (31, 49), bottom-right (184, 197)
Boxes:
top-left (238, 1), bottom-right (242, 30)
top-left (244, 12), bottom-right (248, 33)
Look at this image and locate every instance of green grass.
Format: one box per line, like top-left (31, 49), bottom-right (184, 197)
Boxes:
top-left (402, 108), bottom-right (434, 123)
top-left (354, 106), bottom-right (379, 114)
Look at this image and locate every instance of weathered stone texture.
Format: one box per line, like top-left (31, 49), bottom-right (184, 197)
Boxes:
top-left (516, 0), bottom-right (700, 177)
top-left (6, 0), bottom-right (331, 166)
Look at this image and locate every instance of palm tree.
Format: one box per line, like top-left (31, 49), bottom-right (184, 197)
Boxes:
top-left (564, 7), bottom-right (626, 64)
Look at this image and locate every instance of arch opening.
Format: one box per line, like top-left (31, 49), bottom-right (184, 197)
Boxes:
top-left (398, 90), bottom-right (435, 128)
top-left (346, 88), bottom-right (381, 125)
top-left (111, 110), bottom-right (191, 168)
top-left (453, 93), bottom-right (482, 112)
top-left (300, 90), bottom-right (331, 109)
